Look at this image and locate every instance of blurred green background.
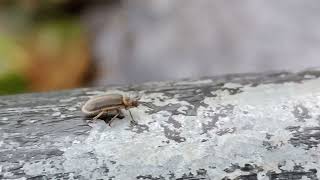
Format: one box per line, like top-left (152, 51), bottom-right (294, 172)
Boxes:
top-left (0, 0), bottom-right (94, 95)
top-left (2, 1), bottom-right (320, 95)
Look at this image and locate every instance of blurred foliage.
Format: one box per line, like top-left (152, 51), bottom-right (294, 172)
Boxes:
top-left (25, 19), bottom-right (91, 91)
top-left (0, 0), bottom-right (93, 95)
top-left (0, 73), bottom-right (27, 95)
top-left (0, 35), bottom-right (28, 95)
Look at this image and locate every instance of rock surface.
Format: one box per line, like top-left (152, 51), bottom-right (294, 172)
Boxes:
top-left (1, 70), bottom-right (320, 179)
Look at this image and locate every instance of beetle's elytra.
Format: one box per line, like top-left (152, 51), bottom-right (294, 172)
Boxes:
top-left (82, 93), bottom-right (138, 126)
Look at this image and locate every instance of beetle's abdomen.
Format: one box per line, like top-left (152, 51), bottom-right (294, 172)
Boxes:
top-left (83, 94), bottom-right (123, 112)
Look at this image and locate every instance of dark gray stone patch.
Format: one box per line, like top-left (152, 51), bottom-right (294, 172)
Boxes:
top-left (144, 82), bottom-right (239, 119)
top-left (0, 163), bottom-right (24, 179)
top-left (246, 70), bottom-right (320, 87)
top-left (265, 133), bottom-right (273, 140)
top-left (141, 101), bottom-right (191, 141)
top-left (267, 169), bottom-right (318, 180)
top-left (292, 105), bottom-right (312, 122)
top-left (136, 174), bottom-right (165, 180)
top-left (201, 139), bottom-right (208, 142)
top-left (174, 83), bottom-right (242, 115)
top-left (262, 133), bottom-right (284, 151)
top-left (298, 69), bottom-right (320, 80)
top-left (201, 104), bottom-right (234, 134)
top-left (224, 163), bottom-right (263, 175)
top-left (262, 140), bottom-right (282, 151)
top-left (26, 173), bottom-right (81, 180)
top-left (271, 165), bottom-right (319, 180)
top-left (161, 125), bottom-right (186, 143)
top-left (145, 103), bottom-right (194, 117)
top-left (233, 174), bottom-right (258, 180)
top-left (166, 116), bottom-right (182, 129)
top-left (287, 126), bottom-right (320, 149)
top-left (176, 169), bottom-right (209, 180)
top-left (161, 104), bottom-right (185, 115)
top-left (218, 87), bottom-right (243, 96)
top-left (216, 127), bottom-right (236, 136)
top-left (0, 148), bottom-right (64, 162)
top-left (224, 164), bottom-right (241, 173)
top-left (27, 175), bottom-right (48, 180)
top-left (136, 169), bottom-right (208, 180)
top-left (142, 103), bottom-right (162, 114)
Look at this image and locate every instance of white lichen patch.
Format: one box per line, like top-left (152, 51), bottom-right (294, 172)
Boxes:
top-left (50, 79), bottom-right (320, 179)
top-left (67, 107), bottom-right (77, 111)
top-left (199, 79), bottom-right (320, 178)
top-left (60, 115), bottom-right (67, 119)
top-left (85, 91), bottom-right (105, 95)
top-left (59, 97), bottom-right (77, 103)
top-left (29, 120), bottom-right (38, 123)
top-left (223, 82), bottom-right (243, 89)
top-left (176, 106), bottom-right (189, 114)
top-left (51, 112), bottom-right (61, 117)
top-left (51, 107), bottom-right (60, 112)
top-left (1, 117), bottom-right (8, 121)
top-left (304, 74), bottom-right (317, 79)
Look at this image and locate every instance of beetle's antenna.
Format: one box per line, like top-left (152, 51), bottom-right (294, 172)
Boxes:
top-left (137, 93), bottom-right (142, 100)
top-left (128, 109), bottom-right (136, 124)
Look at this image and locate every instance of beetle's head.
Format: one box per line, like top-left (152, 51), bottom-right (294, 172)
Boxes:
top-left (131, 100), bottom-right (138, 107)
top-left (124, 97), bottom-right (139, 107)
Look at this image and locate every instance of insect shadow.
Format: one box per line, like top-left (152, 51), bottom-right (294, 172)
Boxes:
top-left (83, 110), bottom-right (126, 126)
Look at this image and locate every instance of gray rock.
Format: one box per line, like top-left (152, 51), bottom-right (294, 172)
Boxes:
top-left (1, 70), bottom-right (320, 179)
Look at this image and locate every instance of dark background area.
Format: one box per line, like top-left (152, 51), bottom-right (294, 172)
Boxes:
top-left (1, 0), bottom-right (320, 95)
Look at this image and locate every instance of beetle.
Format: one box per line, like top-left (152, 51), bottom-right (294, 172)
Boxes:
top-left (82, 93), bottom-right (138, 126)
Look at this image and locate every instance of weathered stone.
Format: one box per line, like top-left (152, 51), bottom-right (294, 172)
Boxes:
top-left (1, 69), bottom-right (320, 179)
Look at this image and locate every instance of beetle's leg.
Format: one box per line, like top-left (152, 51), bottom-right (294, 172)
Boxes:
top-left (108, 109), bottom-right (120, 126)
top-left (93, 111), bottom-right (105, 121)
top-left (128, 109), bottom-right (137, 125)
top-left (119, 110), bottom-right (124, 116)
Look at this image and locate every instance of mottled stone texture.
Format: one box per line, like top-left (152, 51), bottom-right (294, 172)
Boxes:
top-left (1, 69), bottom-right (320, 180)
